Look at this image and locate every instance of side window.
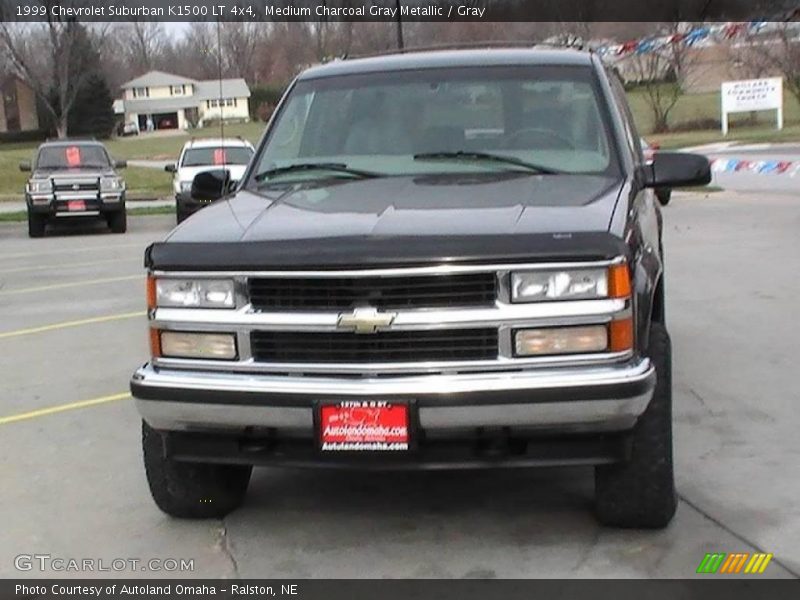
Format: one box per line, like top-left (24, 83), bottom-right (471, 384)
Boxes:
top-left (608, 72), bottom-right (642, 163)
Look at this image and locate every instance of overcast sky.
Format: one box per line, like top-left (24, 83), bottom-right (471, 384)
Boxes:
top-left (163, 22), bottom-right (189, 37)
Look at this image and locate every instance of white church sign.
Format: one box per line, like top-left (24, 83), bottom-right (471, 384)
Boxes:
top-left (721, 77), bottom-right (783, 135)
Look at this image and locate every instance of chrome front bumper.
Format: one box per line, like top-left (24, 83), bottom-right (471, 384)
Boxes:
top-left (131, 359), bottom-right (655, 434)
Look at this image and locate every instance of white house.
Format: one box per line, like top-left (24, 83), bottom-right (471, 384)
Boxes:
top-left (120, 70), bottom-right (251, 131)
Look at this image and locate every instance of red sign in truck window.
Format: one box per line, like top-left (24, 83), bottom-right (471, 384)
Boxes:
top-left (213, 148), bottom-right (227, 165)
top-left (65, 146), bottom-right (81, 167)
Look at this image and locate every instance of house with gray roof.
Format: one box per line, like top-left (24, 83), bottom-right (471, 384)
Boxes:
top-left (119, 70), bottom-right (251, 131)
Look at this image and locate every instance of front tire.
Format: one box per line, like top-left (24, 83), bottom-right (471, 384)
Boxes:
top-left (594, 322), bottom-right (676, 528)
top-left (27, 212), bottom-right (46, 238)
top-left (107, 209), bottom-right (127, 233)
top-left (142, 421), bottom-right (252, 519)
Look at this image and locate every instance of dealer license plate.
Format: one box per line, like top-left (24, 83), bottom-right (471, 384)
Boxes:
top-left (319, 401), bottom-right (409, 452)
top-left (67, 200), bottom-right (86, 211)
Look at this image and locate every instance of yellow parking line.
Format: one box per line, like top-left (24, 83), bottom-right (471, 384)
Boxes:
top-left (0, 311), bottom-right (146, 339)
top-left (0, 275), bottom-right (141, 296)
top-left (0, 392), bottom-right (131, 426)
top-left (3, 242), bottom-right (143, 260)
top-left (0, 257), bottom-right (138, 275)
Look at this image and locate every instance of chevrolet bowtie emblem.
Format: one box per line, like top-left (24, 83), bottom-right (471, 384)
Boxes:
top-left (337, 307), bottom-right (397, 334)
top-left (72, 184), bottom-right (80, 190)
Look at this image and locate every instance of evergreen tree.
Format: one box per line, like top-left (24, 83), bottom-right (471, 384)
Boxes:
top-left (39, 23), bottom-right (115, 138)
top-left (67, 73), bottom-right (115, 139)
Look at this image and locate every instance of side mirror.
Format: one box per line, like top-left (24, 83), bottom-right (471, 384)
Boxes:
top-left (19, 161), bottom-right (31, 172)
top-left (164, 163), bottom-right (177, 173)
top-left (191, 169), bottom-right (230, 202)
top-left (645, 152), bottom-right (711, 188)
top-left (114, 160), bottom-right (127, 169)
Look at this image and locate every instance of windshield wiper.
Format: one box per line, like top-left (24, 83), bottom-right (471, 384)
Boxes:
top-left (254, 162), bottom-right (383, 183)
top-left (413, 151), bottom-right (561, 174)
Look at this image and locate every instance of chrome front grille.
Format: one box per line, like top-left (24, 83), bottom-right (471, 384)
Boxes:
top-left (247, 273), bottom-right (497, 311)
top-left (53, 181), bottom-right (98, 192)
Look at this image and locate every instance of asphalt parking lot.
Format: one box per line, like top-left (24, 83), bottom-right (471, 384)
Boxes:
top-left (0, 191), bottom-right (798, 579)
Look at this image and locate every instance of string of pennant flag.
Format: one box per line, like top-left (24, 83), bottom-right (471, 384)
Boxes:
top-left (709, 157), bottom-right (800, 176)
top-left (591, 9), bottom-right (800, 61)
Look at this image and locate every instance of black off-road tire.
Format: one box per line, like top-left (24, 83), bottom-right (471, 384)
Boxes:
top-left (108, 209), bottom-right (127, 234)
top-left (595, 322), bottom-right (676, 528)
top-left (27, 212), bottom-right (46, 238)
top-left (142, 421), bottom-right (252, 519)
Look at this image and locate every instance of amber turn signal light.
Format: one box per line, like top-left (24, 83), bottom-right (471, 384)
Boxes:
top-left (149, 328), bottom-right (161, 358)
top-left (609, 318), bottom-right (634, 352)
top-left (608, 263), bottom-right (632, 299)
top-left (146, 275), bottom-right (156, 310)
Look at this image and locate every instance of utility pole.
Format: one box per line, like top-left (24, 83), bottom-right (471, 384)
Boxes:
top-left (395, 0), bottom-right (404, 49)
top-left (216, 18), bottom-right (225, 142)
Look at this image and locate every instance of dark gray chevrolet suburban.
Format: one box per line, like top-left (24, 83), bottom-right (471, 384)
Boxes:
top-left (131, 48), bottom-right (710, 527)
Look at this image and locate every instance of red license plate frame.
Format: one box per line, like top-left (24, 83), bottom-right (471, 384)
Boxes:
top-left (317, 400), bottom-right (412, 452)
top-left (67, 200), bottom-right (86, 211)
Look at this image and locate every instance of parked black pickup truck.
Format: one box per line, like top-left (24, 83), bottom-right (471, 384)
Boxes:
top-left (20, 140), bottom-right (127, 237)
top-left (132, 48), bottom-right (710, 528)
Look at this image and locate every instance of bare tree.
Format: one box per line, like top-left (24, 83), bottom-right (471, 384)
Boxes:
top-left (119, 21), bottom-right (166, 73)
top-left (0, 4), bottom-right (111, 138)
top-left (180, 23), bottom-right (221, 80)
top-left (219, 21), bottom-right (262, 83)
top-left (624, 23), bottom-right (697, 133)
top-left (733, 24), bottom-right (800, 107)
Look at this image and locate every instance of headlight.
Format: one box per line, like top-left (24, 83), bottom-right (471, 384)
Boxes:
top-left (511, 268), bottom-right (607, 302)
top-left (510, 264), bottom-right (630, 302)
top-left (179, 181), bottom-right (192, 192)
top-left (28, 180), bottom-right (52, 194)
top-left (100, 176), bottom-right (123, 192)
top-left (159, 331), bottom-right (237, 360)
top-left (154, 278), bottom-right (235, 308)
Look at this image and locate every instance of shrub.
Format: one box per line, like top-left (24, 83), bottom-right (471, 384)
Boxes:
top-left (0, 129), bottom-right (48, 143)
top-left (256, 102), bottom-right (276, 123)
top-left (249, 84), bottom-right (287, 120)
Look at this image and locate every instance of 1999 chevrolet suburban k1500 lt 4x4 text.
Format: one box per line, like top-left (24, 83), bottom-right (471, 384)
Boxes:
top-left (130, 48), bottom-right (710, 528)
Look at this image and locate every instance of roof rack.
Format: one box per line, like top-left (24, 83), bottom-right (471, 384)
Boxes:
top-left (345, 41), bottom-right (591, 60)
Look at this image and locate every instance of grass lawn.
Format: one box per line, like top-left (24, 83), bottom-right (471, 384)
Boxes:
top-left (0, 144), bottom-right (172, 199)
top-left (648, 123), bottom-right (800, 149)
top-left (628, 87), bottom-right (800, 148)
top-left (105, 121), bottom-right (265, 161)
top-left (123, 166), bottom-right (173, 199)
top-left (0, 119), bottom-right (263, 200)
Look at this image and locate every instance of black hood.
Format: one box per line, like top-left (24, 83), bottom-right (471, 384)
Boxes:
top-left (150, 174), bottom-right (627, 270)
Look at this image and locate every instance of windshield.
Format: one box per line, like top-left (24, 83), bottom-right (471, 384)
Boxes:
top-left (250, 65), bottom-right (616, 185)
top-left (181, 147), bottom-right (253, 167)
top-left (36, 145), bottom-right (110, 170)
